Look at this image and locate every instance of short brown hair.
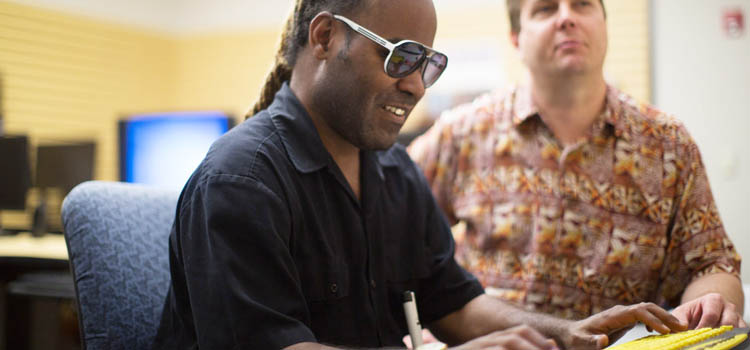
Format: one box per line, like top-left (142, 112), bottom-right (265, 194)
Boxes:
top-left (506, 0), bottom-right (606, 34)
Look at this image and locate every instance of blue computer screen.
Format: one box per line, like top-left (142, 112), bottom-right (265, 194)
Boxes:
top-left (120, 111), bottom-right (233, 190)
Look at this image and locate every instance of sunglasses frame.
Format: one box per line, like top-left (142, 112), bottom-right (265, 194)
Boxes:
top-left (332, 14), bottom-right (448, 88)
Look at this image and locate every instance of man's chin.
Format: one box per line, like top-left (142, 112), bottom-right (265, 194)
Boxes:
top-left (557, 59), bottom-right (593, 74)
top-left (358, 134), bottom-right (399, 151)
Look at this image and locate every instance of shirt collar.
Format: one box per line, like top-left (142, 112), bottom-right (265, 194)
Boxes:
top-left (267, 82), bottom-right (331, 173)
top-left (511, 85), bottom-right (539, 126)
top-left (266, 82), bottom-right (393, 177)
top-left (601, 85), bottom-right (630, 139)
top-left (511, 84), bottom-right (628, 139)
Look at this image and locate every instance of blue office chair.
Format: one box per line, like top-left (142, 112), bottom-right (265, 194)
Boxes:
top-left (62, 181), bottom-right (179, 349)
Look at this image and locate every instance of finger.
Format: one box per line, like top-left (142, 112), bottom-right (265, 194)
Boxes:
top-left (670, 306), bottom-right (693, 330)
top-left (740, 318), bottom-right (748, 328)
top-left (687, 305), bottom-right (702, 330)
top-left (719, 312), bottom-right (741, 328)
top-left (402, 334), bottom-right (412, 348)
top-left (633, 306), bottom-right (672, 334)
top-left (695, 301), bottom-right (723, 329)
top-left (580, 303), bottom-right (683, 345)
top-left (644, 303), bottom-right (688, 332)
top-left (578, 334), bottom-right (608, 350)
top-left (718, 303), bottom-right (741, 327)
top-left (620, 303), bottom-right (685, 334)
top-left (597, 334), bottom-right (609, 348)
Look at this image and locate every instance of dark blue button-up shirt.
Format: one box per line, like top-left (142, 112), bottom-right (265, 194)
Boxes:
top-left (154, 83), bottom-right (483, 349)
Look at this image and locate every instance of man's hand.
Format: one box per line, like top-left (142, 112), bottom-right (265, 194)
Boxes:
top-left (449, 325), bottom-right (558, 350)
top-left (561, 303), bottom-right (687, 349)
top-left (403, 329), bottom-right (439, 348)
top-left (672, 292), bottom-right (747, 329)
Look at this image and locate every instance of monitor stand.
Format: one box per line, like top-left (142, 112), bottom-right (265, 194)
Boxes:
top-left (31, 190), bottom-right (48, 237)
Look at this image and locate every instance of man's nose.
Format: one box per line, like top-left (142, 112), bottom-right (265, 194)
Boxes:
top-left (557, 3), bottom-right (577, 30)
top-left (397, 68), bottom-right (426, 100)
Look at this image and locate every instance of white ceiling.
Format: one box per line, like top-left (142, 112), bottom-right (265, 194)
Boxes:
top-left (10, 0), bottom-right (297, 35)
top-left (9, 0), bottom-right (497, 35)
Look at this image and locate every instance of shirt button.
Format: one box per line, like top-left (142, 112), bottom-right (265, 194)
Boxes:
top-left (370, 279), bottom-right (377, 288)
top-left (330, 283), bottom-right (338, 294)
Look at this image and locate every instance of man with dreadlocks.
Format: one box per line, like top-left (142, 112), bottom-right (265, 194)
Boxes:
top-left (153, 0), bottom-right (686, 349)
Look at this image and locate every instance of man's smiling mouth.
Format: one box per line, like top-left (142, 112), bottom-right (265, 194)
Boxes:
top-left (384, 105), bottom-right (406, 117)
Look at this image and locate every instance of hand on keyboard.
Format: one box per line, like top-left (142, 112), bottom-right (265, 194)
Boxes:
top-left (607, 326), bottom-right (749, 350)
top-left (673, 293), bottom-right (747, 330)
top-left (563, 302), bottom-right (688, 349)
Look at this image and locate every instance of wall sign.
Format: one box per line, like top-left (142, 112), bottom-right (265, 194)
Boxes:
top-left (723, 7), bottom-right (745, 38)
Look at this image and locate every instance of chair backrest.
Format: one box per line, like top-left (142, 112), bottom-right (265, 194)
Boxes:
top-left (62, 181), bottom-right (179, 349)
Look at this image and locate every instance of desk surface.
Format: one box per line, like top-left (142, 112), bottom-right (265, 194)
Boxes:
top-left (0, 232), bottom-right (67, 261)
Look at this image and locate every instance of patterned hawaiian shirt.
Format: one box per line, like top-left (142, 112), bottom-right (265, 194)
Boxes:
top-left (408, 85), bottom-right (741, 320)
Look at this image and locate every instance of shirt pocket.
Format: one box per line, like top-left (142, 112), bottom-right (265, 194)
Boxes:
top-left (300, 257), bottom-right (357, 345)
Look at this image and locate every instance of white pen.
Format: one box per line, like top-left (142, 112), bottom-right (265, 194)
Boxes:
top-left (403, 291), bottom-right (423, 348)
top-left (402, 291), bottom-right (447, 350)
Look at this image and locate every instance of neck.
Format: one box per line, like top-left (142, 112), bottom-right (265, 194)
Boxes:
top-left (529, 72), bottom-right (607, 145)
top-left (290, 73), bottom-right (362, 200)
top-left (311, 115), bottom-right (361, 201)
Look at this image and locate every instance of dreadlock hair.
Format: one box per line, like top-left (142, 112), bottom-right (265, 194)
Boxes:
top-left (248, 0), bottom-right (368, 118)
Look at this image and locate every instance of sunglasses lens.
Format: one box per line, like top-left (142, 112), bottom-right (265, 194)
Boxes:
top-left (387, 42), bottom-right (425, 78)
top-left (422, 53), bottom-right (447, 88)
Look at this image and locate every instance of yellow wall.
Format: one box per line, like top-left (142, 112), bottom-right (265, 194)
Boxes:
top-left (603, 0), bottom-right (651, 101)
top-left (0, 2), bottom-right (283, 228)
top-left (0, 1), bottom-right (178, 227)
top-left (1, 1), bottom-right (177, 180)
top-left (0, 0), bottom-right (650, 228)
top-left (171, 30), bottom-right (281, 118)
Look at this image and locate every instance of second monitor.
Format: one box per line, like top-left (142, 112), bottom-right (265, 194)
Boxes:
top-left (119, 111), bottom-right (234, 191)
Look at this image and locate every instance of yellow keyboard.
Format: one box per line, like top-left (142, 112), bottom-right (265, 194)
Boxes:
top-left (607, 326), bottom-right (749, 350)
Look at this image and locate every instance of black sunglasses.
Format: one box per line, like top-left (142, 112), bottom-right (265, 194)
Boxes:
top-left (333, 14), bottom-right (448, 88)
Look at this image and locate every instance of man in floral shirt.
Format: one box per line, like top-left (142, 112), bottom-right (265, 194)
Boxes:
top-left (408, 0), bottom-right (744, 328)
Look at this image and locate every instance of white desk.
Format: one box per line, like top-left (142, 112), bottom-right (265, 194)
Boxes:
top-left (608, 324), bottom-right (653, 347)
top-left (0, 232), bottom-right (67, 261)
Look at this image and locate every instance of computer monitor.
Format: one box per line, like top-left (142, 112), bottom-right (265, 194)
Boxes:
top-left (35, 142), bottom-right (96, 193)
top-left (0, 135), bottom-right (31, 210)
top-left (32, 142), bottom-right (96, 235)
top-left (119, 111), bottom-right (234, 191)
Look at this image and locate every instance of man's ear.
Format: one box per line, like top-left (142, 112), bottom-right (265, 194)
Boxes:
top-left (309, 12), bottom-right (337, 59)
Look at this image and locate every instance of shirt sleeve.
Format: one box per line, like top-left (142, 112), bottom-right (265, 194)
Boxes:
top-left (176, 173), bottom-right (316, 349)
top-left (411, 161), bottom-right (485, 325)
top-left (657, 128), bottom-right (742, 307)
top-left (407, 111), bottom-right (462, 224)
